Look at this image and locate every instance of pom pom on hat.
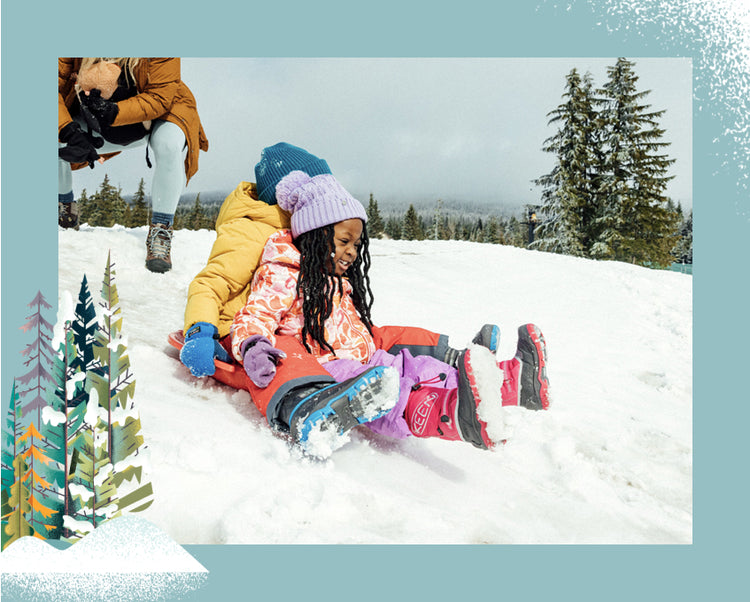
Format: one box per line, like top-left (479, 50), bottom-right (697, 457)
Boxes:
top-left (276, 171), bottom-right (368, 239)
top-left (76, 61), bottom-right (121, 100)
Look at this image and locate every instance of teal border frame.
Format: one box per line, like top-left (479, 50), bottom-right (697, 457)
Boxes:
top-left (2, 1), bottom-right (745, 599)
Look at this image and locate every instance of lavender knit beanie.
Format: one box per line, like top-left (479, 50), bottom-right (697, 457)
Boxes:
top-left (275, 171), bottom-right (368, 238)
top-left (254, 142), bottom-right (331, 205)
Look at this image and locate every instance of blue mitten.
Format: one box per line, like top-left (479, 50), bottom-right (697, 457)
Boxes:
top-left (180, 322), bottom-right (226, 377)
top-left (242, 335), bottom-right (287, 388)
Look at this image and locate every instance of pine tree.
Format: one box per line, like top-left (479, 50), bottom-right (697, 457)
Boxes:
top-left (402, 204), bottom-right (424, 240)
top-left (534, 68), bottom-right (602, 257)
top-left (18, 422), bottom-right (59, 539)
top-left (366, 194), bottom-right (385, 239)
top-left (122, 203), bottom-right (133, 228)
top-left (431, 199), bottom-right (451, 240)
top-left (1, 381), bottom-right (22, 549)
top-left (187, 193), bottom-right (206, 230)
top-left (40, 322), bottom-right (88, 540)
top-left (595, 57), bottom-right (679, 266)
top-left (66, 398), bottom-right (120, 539)
top-left (17, 292), bottom-right (56, 428)
top-left (672, 208), bottom-right (693, 264)
top-left (78, 188), bottom-right (90, 225)
top-left (130, 178), bottom-right (149, 227)
top-left (85, 254), bottom-right (153, 514)
top-left (384, 216), bottom-right (402, 240)
top-left (71, 276), bottom-right (100, 382)
top-left (87, 175), bottom-right (125, 227)
top-left (4, 454), bottom-right (35, 547)
top-left (483, 216), bottom-right (501, 244)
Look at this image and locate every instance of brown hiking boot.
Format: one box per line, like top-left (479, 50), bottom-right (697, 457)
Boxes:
top-left (145, 223), bottom-right (173, 273)
top-left (58, 201), bottom-right (79, 230)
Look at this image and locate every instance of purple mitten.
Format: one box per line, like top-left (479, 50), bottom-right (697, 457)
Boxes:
top-left (241, 335), bottom-right (287, 388)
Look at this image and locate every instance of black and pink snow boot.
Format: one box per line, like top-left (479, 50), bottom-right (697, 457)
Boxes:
top-left (497, 324), bottom-right (550, 411)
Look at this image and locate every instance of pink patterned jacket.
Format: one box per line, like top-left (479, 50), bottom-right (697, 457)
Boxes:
top-left (230, 230), bottom-right (377, 365)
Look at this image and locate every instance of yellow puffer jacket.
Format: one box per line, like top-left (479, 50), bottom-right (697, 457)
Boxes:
top-left (183, 182), bottom-right (291, 337)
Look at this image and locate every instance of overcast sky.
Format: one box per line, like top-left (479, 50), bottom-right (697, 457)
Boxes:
top-left (71, 57), bottom-right (693, 210)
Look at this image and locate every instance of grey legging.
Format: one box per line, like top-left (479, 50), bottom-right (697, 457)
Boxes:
top-left (58, 117), bottom-right (186, 218)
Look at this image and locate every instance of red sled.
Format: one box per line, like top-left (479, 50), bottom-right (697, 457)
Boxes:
top-left (167, 330), bottom-right (249, 390)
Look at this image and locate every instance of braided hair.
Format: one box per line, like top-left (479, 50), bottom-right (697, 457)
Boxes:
top-left (295, 223), bottom-right (374, 355)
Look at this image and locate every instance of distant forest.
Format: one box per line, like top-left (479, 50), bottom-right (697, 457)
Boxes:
top-left (79, 174), bottom-right (690, 268)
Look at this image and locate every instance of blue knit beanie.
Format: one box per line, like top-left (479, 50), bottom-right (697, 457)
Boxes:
top-left (254, 142), bottom-right (331, 205)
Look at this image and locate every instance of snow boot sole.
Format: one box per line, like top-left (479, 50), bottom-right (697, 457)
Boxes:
top-left (472, 324), bottom-right (500, 353)
top-left (290, 366), bottom-right (400, 457)
top-left (456, 347), bottom-right (498, 450)
top-left (516, 324), bottom-right (550, 411)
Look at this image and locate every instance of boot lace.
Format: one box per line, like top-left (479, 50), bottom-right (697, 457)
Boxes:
top-left (147, 223), bottom-right (172, 259)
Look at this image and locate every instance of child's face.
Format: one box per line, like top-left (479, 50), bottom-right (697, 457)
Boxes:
top-left (330, 219), bottom-right (363, 276)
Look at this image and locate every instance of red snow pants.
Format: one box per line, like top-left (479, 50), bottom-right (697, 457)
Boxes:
top-left (221, 325), bottom-right (449, 427)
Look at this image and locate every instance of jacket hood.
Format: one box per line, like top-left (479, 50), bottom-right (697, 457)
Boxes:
top-left (259, 230), bottom-right (300, 270)
top-left (215, 182), bottom-right (291, 229)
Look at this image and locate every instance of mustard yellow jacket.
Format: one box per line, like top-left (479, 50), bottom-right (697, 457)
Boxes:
top-left (58, 57), bottom-right (208, 183)
top-left (184, 182), bottom-right (291, 337)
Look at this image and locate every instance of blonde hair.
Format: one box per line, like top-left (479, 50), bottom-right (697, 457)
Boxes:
top-left (75, 57), bottom-right (141, 94)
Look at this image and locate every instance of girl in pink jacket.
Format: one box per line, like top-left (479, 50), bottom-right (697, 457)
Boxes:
top-left (231, 171), bottom-right (550, 457)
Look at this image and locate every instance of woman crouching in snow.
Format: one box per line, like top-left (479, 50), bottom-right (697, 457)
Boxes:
top-left (230, 171), bottom-right (550, 457)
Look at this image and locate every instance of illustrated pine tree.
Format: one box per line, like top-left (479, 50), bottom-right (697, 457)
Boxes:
top-left (66, 397), bottom-right (121, 539)
top-left (17, 422), bottom-right (59, 539)
top-left (11, 292), bottom-right (63, 538)
top-left (535, 68), bottom-right (602, 256)
top-left (1, 381), bottom-right (23, 549)
top-left (17, 292), bottom-right (56, 427)
top-left (85, 253), bottom-right (153, 515)
top-left (40, 319), bottom-right (90, 540)
top-left (594, 57), bottom-right (679, 266)
top-left (71, 276), bottom-right (100, 380)
top-left (4, 455), bottom-right (35, 547)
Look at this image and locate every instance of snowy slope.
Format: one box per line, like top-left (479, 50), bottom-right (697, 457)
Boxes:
top-left (57, 225), bottom-right (692, 544)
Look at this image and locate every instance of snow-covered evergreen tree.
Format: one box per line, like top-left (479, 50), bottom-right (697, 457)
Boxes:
top-left (40, 321), bottom-right (89, 540)
top-left (483, 216), bottom-right (501, 244)
top-left (366, 193), bottom-right (385, 239)
top-left (65, 393), bottom-right (121, 540)
top-left (85, 175), bottom-right (126, 227)
top-left (594, 57), bottom-right (679, 266)
top-left (671, 208), bottom-right (693, 264)
top-left (85, 253), bottom-right (153, 515)
top-left (534, 68), bottom-right (602, 256)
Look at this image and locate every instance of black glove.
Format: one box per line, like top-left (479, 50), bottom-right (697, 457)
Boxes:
top-left (58, 121), bottom-right (104, 168)
top-left (80, 89), bottom-right (119, 131)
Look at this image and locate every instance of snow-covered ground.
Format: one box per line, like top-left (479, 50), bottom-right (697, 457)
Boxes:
top-left (1, 516), bottom-right (207, 601)
top-left (56, 224), bottom-right (692, 545)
